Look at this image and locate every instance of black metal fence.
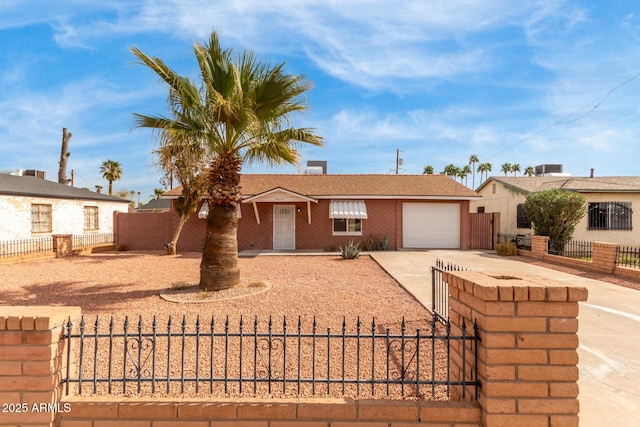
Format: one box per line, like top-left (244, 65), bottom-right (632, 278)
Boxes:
top-left (547, 239), bottom-right (592, 259)
top-left (618, 246), bottom-right (640, 269)
top-left (0, 236), bottom-right (53, 258)
top-left (431, 259), bottom-right (467, 323)
top-left (61, 315), bottom-right (480, 400)
top-left (0, 233), bottom-right (114, 258)
top-left (72, 233), bottom-right (115, 249)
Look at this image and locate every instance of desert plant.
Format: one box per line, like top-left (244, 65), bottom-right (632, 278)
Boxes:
top-left (523, 189), bottom-right (586, 247)
top-left (363, 234), bottom-right (390, 251)
top-left (340, 240), bottom-right (361, 259)
top-left (496, 241), bottom-right (518, 256)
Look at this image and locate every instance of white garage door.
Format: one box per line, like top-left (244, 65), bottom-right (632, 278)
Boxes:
top-left (402, 203), bottom-right (460, 248)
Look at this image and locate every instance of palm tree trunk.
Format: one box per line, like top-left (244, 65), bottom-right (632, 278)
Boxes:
top-left (199, 154), bottom-right (242, 291)
top-left (199, 203), bottom-right (240, 290)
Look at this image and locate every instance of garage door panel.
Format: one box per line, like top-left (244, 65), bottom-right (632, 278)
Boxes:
top-left (402, 203), bottom-right (460, 248)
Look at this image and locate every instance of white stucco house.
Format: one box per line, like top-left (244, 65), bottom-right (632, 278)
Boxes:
top-left (0, 173), bottom-right (129, 241)
top-left (472, 175), bottom-right (640, 246)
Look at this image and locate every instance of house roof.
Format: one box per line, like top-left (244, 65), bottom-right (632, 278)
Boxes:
top-left (0, 174), bottom-right (130, 203)
top-left (164, 174), bottom-right (480, 200)
top-left (477, 176), bottom-right (640, 195)
top-left (137, 198), bottom-right (171, 211)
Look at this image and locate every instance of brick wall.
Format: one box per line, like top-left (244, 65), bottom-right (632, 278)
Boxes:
top-left (0, 306), bottom-right (81, 427)
top-left (446, 270), bottom-right (588, 426)
top-left (520, 235), bottom-right (640, 281)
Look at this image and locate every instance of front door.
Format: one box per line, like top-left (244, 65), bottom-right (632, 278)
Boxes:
top-left (273, 205), bottom-right (295, 250)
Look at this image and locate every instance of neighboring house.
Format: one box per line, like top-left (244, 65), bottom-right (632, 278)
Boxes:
top-left (473, 176), bottom-right (640, 246)
top-left (0, 173), bottom-right (130, 240)
top-left (137, 198), bottom-right (171, 212)
top-left (161, 173), bottom-right (480, 251)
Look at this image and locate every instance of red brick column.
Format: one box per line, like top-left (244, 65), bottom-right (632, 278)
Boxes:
top-left (530, 235), bottom-right (549, 259)
top-left (592, 242), bottom-right (619, 274)
top-left (52, 234), bottom-right (73, 258)
top-left (0, 306), bottom-right (81, 427)
top-left (445, 271), bottom-right (588, 426)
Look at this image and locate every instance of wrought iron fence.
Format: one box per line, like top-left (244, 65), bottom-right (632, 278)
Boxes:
top-left (0, 236), bottom-right (53, 258)
top-left (547, 239), bottom-right (592, 259)
top-left (431, 259), bottom-right (468, 323)
top-left (618, 246), bottom-right (640, 269)
top-left (61, 315), bottom-right (480, 400)
top-left (72, 233), bottom-right (115, 249)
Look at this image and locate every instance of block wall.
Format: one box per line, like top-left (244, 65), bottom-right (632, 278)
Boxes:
top-left (445, 270), bottom-right (588, 426)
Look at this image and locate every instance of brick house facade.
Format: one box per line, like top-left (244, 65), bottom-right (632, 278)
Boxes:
top-left (117, 174), bottom-right (480, 251)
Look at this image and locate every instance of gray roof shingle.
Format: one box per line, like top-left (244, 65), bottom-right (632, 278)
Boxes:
top-left (0, 174), bottom-right (130, 203)
top-left (478, 176), bottom-right (640, 194)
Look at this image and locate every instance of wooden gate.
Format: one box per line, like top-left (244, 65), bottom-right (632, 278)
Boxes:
top-left (468, 212), bottom-right (499, 249)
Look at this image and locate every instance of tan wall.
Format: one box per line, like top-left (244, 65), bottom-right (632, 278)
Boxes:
top-left (472, 182), bottom-right (640, 246)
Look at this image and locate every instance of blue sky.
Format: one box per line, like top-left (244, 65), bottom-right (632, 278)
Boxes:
top-left (1, 1), bottom-right (640, 201)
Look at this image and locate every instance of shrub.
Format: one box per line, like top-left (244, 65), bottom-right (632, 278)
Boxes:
top-left (116, 243), bottom-right (128, 251)
top-left (340, 240), bottom-right (361, 259)
top-left (496, 241), bottom-right (518, 256)
top-left (363, 234), bottom-right (390, 251)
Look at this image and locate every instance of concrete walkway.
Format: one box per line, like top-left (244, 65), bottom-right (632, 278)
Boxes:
top-left (370, 250), bottom-right (640, 427)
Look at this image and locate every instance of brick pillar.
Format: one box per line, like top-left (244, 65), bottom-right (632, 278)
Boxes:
top-left (0, 306), bottom-right (81, 427)
top-left (445, 271), bottom-right (588, 427)
top-left (52, 234), bottom-right (73, 258)
top-left (530, 235), bottom-right (549, 259)
top-left (592, 242), bottom-right (619, 274)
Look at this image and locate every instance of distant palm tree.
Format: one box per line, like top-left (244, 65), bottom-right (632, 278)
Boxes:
top-left (500, 162), bottom-right (512, 177)
top-left (524, 166), bottom-right (535, 177)
top-left (132, 30), bottom-right (323, 291)
top-left (423, 165), bottom-right (434, 175)
top-left (461, 165), bottom-right (472, 186)
top-left (468, 154), bottom-right (479, 189)
top-left (442, 164), bottom-right (459, 179)
top-left (477, 162), bottom-right (492, 183)
top-left (100, 160), bottom-right (123, 195)
top-left (151, 188), bottom-right (165, 200)
top-left (512, 163), bottom-right (521, 176)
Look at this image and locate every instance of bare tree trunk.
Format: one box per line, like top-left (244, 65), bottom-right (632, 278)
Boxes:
top-left (58, 128), bottom-right (72, 184)
top-left (166, 212), bottom-right (190, 255)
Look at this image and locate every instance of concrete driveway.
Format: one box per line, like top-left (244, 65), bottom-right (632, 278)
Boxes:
top-left (370, 250), bottom-right (640, 427)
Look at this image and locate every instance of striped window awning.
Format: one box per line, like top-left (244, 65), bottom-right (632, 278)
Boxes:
top-left (329, 200), bottom-right (368, 219)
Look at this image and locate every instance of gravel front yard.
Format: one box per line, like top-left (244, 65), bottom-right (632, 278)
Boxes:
top-left (1, 251), bottom-right (448, 400)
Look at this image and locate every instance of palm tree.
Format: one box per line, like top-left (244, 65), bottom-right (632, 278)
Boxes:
top-left (100, 160), bottom-right (123, 195)
top-left (512, 163), bottom-right (521, 177)
top-left (524, 166), bottom-right (535, 177)
top-left (468, 154), bottom-right (479, 189)
top-left (477, 162), bottom-right (492, 183)
top-left (151, 188), bottom-right (165, 200)
top-left (461, 165), bottom-right (472, 187)
top-left (441, 163), bottom-right (459, 179)
top-left (423, 165), bottom-right (434, 175)
top-left (500, 162), bottom-right (512, 177)
top-left (132, 30), bottom-right (323, 291)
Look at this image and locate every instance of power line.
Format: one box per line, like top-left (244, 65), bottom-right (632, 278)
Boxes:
top-left (484, 71), bottom-right (640, 160)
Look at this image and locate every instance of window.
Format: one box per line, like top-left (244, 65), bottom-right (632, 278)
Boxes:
top-left (84, 206), bottom-right (99, 231)
top-left (516, 204), bottom-right (531, 229)
top-left (588, 201), bottom-right (632, 230)
top-left (332, 218), bottom-right (362, 235)
top-left (31, 204), bottom-right (52, 233)
top-left (477, 206), bottom-right (485, 213)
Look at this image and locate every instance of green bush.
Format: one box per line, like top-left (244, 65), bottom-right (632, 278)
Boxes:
top-left (496, 241), bottom-right (518, 256)
top-left (340, 240), bottom-right (361, 259)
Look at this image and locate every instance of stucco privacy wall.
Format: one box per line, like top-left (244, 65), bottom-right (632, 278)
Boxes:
top-left (117, 199), bottom-right (471, 251)
top-left (0, 195), bottom-right (127, 240)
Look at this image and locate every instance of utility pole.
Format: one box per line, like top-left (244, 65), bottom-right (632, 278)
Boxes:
top-left (395, 149), bottom-right (403, 175)
top-left (58, 128), bottom-right (72, 184)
